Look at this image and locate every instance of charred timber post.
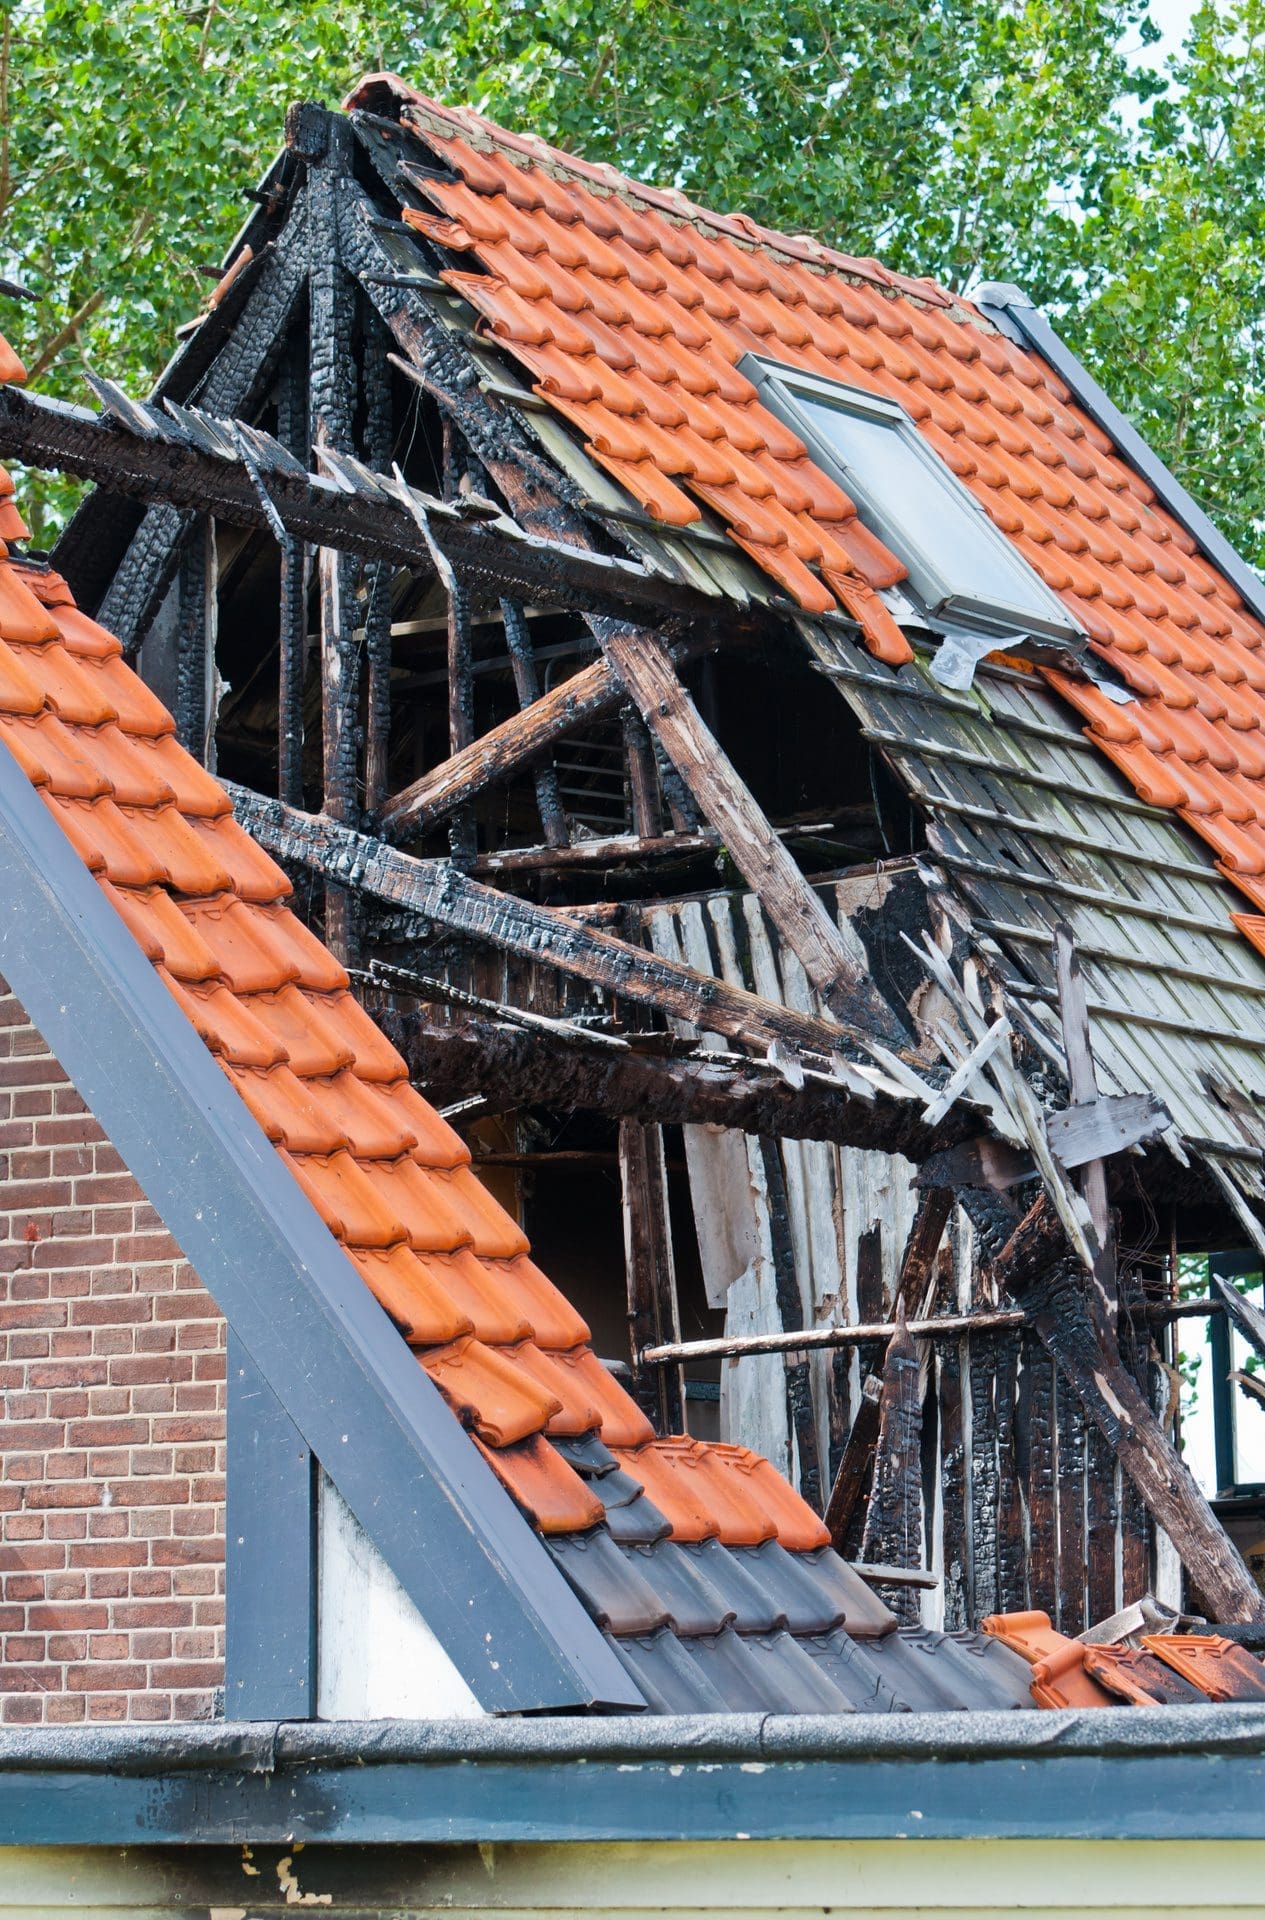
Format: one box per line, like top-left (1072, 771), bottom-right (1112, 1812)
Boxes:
top-left (307, 113), bottom-right (361, 960)
top-left (275, 342), bottom-right (308, 806)
top-left (502, 600), bottom-right (569, 848)
top-left (987, 1191), bottom-right (1265, 1624)
top-left (859, 1304), bottom-right (924, 1622)
top-left (619, 1120), bottom-right (685, 1435)
top-left (174, 516), bottom-right (216, 761)
top-left (362, 307), bottom-right (395, 816)
top-left (824, 1376), bottom-right (883, 1551)
top-left (586, 616), bottom-right (907, 1052)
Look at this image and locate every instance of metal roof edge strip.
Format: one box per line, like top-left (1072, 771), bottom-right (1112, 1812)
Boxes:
top-left (5, 1707), bottom-right (1265, 1844)
top-left (975, 282), bottom-right (1265, 634)
top-left (0, 742), bottom-right (641, 1714)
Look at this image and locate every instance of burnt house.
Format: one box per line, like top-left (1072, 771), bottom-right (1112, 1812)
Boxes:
top-left (2, 73), bottom-right (1265, 1904)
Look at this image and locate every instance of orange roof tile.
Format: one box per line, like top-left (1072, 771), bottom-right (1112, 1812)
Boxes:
top-left (365, 84), bottom-right (1265, 948)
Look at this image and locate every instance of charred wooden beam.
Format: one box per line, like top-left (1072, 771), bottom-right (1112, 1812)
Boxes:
top-left (362, 306), bottom-right (395, 816)
top-left (502, 599), bottom-right (569, 848)
top-left (1054, 922), bottom-right (1117, 1328)
top-left (759, 1137), bottom-right (821, 1510)
top-left (824, 1377), bottom-right (882, 1551)
top-left (88, 212), bottom-right (310, 653)
top-left (987, 1191), bottom-right (1265, 1624)
top-left (620, 1120), bottom-right (685, 1436)
top-left (0, 385), bottom-right (715, 630)
top-left (227, 783), bottom-right (896, 1065)
top-left (173, 516), bottom-right (216, 761)
top-left (377, 636), bottom-right (715, 844)
top-left (621, 705), bottom-right (662, 841)
top-left (275, 343), bottom-right (308, 806)
top-left (588, 616), bottom-right (906, 1048)
top-left (309, 117), bottom-right (361, 961)
top-left (859, 1306), bottom-right (924, 1622)
top-left (372, 1004), bottom-right (960, 1158)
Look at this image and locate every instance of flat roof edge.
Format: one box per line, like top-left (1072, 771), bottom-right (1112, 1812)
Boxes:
top-left (3, 1711), bottom-right (1265, 1848)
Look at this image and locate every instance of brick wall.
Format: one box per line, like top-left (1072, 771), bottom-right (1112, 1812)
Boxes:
top-left (0, 979), bottom-right (225, 1723)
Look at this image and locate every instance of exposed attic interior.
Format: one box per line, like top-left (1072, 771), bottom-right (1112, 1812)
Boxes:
top-left (3, 73), bottom-right (1265, 1712)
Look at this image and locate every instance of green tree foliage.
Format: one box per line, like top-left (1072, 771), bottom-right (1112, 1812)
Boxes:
top-left (0, 0), bottom-right (1262, 561)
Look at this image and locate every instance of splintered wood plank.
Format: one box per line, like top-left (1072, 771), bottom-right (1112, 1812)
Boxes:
top-left (860, 1308), bottom-right (924, 1622)
top-left (1026, 1349), bottom-right (1059, 1618)
top-left (758, 1137), bottom-right (821, 1512)
top-left (1087, 1416), bottom-right (1121, 1625)
top-left (968, 1329), bottom-right (1000, 1622)
top-left (1055, 1368), bottom-right (1087, 1634)
top-left (1053, 922), bottom-right (1116, 1321)
top-left (229, 783), bottom-right (883, 1063)
top-left (587, 615), bottom-right (905, 1048)
top-left (620, 1119), bottom-right (684, 1435)
top-left (994, 1329), bottom-right (1027, 1613)
top-left (937, 1336), bottom-right (968, 1630)
top-left (824, 1374), bottom-right (882, 1552)
top-left (995, 1195), bottom-right (1265, 1623)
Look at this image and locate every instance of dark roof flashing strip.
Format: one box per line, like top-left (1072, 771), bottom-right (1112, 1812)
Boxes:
top-left (975, 281), bottom-right (1265, 633)
top-left (0, 741), bottom-right (641, 1714)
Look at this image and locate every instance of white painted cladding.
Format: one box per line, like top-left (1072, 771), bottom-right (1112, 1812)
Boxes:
top-left (316, 1474), bottom-right (484, 1719)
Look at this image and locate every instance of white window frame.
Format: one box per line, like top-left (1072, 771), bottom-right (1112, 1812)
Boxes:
top-left (740, 351), bottom-right (1082, 645)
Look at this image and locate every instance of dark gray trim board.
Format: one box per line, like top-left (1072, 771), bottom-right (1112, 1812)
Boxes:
top-left (3, 1712), bottom-right (1265, 1845)
top-left (224, 1335), bottom-right (318, 1720)
top-left (974, 281), bottom-right (1265, 633)
top-left (0, 741), bottom-right (640, 1714)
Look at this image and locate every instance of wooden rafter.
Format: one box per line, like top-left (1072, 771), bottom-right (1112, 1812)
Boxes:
top-left (225, 781), bottom-right (918, 1068)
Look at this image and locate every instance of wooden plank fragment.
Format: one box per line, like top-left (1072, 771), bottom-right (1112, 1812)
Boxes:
top-left (824, 1374), bottom-right (882, 1551)
top-left (1043, 1092), bottom-right (1170, 1168)
top-left (588, 615), bottom-right (905, 1050)
top-left (227, 784), bottom-right (879, 1064)
top-left (619, 1120), bottom-right (685, 1436)
top-left (1054, 922), bottom-right (1117, 1325)
top-left (860, 1307), bottom-right (925, 1622)
top-left (990, 1193), bottom-right (1265, 1623)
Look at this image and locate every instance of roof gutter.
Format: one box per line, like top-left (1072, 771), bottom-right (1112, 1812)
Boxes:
top-left (0, 741), bottom-right (641, 1715)
top-left (974, 282), bottom-right (1265, 633)
top-left (3, 1710), bottom-right (1265, 1845)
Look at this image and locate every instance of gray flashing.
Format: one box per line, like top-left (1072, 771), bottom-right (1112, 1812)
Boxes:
top-left (974, 280), bottom-right (1265, 631)
top-left (2, 1711), bottom-right (1265, 1844)
top-left (0, 743), bottom-right (641, 1715)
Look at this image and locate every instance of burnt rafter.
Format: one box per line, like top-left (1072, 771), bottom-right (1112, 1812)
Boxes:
top-left (375, 1001), bottom-right (959, 1156)
top-left (0, 383), bottom-right (711, 628)
top-left (980, 1188), bottom-right (1265, 1625)
top-left (339, 185), bottom-right (906, 1044)
top-left (224, 781), bottom-right (927, 1070)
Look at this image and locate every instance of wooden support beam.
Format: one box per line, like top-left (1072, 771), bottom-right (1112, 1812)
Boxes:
top-left (377, 635), bottom-right (723, 844)
top-left (275, 343), bottom-right (308, 807)
top-left (619, 1120), bottom-right (685, 1436)
top-left (362, 306), bottom-right (394, 816)
top-left (174, 515), bottom-right (216, 763)
top-left (824, 1376), bottom-right (882, 1551)
top-left (642, 1307), bottom-right (1026, 1364)
top-left (227, 784), bottom-right (891, 1065)
top-left (587, 616), bottom-right (904, 1050)
top-left (759, 1137), bottom-right (821, 1511)
top-left (989, 1192), bottom-right (1265, 1624)
top-left (91, 214), bottom-right (310, 655)
top-left (441, 421), bottom-right (477, 865)
top-left (1211, 1270), bottom-right (1265, 1367)
top-left (502, 600), bottom-right (569, 849)
top-left (859, 1306), bottom-right (924, 1622)
top-left (371, 1004), bottom-right (960, 1159)
top-left (309, 118), bottom-right (360, 961)
top-left (621, 705), bottom-right (662, 841)
top-left (1054, 922), bottom-right (1117, 1328)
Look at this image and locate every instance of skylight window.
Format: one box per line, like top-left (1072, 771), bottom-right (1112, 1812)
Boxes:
top-left (740, 353), bottom-right (1082, 647)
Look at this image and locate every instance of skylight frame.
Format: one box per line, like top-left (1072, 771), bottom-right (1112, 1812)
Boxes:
top-left (740, 352), bottom-right (1083, 645)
